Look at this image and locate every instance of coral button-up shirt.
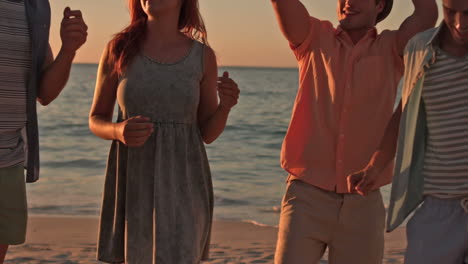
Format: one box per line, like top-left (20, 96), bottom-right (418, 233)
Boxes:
top-left (282, 17), bottom-right (404, 193)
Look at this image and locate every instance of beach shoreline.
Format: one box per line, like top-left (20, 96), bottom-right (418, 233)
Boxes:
top-left (5, 215), bottom-right (407, 263)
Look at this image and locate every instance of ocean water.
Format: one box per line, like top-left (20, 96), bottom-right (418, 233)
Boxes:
top-left (28, 64), bottom-right (391, 226)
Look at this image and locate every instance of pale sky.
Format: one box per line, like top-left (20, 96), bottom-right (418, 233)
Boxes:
top-left (49, 0), bottom-right (444, 68)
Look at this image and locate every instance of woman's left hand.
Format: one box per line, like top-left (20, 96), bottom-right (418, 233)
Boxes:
top-left (217, 71), bottom-right (240, 111)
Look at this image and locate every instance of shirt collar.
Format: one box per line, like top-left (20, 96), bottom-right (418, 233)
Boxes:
top-left (335, 26), bottom-right (378, 43)
top-left (426, 22), bottom-right (445, 47)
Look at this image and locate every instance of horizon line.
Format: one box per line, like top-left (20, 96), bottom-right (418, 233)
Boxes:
top-left (72, 62), bottom-right (299, 70)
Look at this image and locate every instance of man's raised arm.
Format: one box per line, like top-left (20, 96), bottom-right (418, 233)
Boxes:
top-left (270, 0), bottom-right (312, 46)
top-left (395, 0), bottom-right (438, 56)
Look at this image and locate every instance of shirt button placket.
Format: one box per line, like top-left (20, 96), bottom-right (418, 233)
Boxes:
top-left (336, 72), bottom-right (353, 191)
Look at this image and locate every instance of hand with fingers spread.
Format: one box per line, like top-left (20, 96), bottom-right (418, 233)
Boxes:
top-left (115, 116), bottom-right (154, 147)
top-left (347, 166), bottom-right (378, 196)
top-left (217, 71), bottom-right (240, 111)
top-left (60, 7), bottom-right (88, 55)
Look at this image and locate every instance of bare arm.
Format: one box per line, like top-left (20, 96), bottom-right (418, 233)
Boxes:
top-left (198, 47), bottom-right (239, 144)
top-left (88, 47), bottom-right (154, 147)
top-left (347, 101), bottom-right (403, 195)
top-left (88, 47), bottom-right (119, 141)
top-left (37, 8), bottom-right (87, 105)
top-left (37, 45), bottom-right (75, 105)
top-left (270, 0), bottom-right (311, 46)
top-left (395, 0), bottom-right (438, 56)
top-left (365, 101), bottom-right (402, 175)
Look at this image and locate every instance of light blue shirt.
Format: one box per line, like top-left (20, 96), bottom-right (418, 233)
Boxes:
top-left (387, 24), bottom-right (445, 231)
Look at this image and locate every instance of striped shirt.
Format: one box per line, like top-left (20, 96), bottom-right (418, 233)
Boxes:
top-left (422, 47), bottom-right (468, 198)
top-left (0, 0), bottom-right (31, 168)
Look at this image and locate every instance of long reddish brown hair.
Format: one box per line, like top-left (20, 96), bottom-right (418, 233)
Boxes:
top-left (108, 0), bottom-right (208, 75)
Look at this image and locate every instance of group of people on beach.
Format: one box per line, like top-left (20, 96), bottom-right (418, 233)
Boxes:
top-left (0, 0), bottom-right (467, 263)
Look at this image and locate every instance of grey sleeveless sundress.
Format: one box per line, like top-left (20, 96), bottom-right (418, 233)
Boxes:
top-left (97, 41), bottom-right (213, 264)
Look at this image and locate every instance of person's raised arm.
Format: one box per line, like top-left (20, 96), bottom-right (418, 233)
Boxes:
top-left (395, 0), bottom-right (438, 56)
top-left (270, 0), bottom-right (312, 46)
top-left (37, 7), bottom-right (87, 105)
top-left (197, 46), bottom-right (239, 144)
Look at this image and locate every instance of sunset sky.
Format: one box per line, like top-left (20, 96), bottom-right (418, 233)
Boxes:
top-left (49, 0), bottom-right (444, 68)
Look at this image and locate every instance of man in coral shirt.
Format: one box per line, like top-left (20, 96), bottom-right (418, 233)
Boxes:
top-left (270, 0), bottom-right (437, 263)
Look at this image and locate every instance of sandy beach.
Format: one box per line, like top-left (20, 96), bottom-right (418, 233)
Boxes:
top-left (4, 216), bottom-right (407, 264)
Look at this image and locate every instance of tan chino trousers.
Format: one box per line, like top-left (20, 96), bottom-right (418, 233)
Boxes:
top-left (275, 180), bottom-right (386, 264)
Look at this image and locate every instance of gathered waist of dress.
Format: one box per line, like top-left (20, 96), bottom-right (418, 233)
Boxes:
top-left (150, 120), bottom-right (198, 126)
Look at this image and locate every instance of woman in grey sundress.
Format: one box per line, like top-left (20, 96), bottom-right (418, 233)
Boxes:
top-left (88, 0), bottom-right (240, 263)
